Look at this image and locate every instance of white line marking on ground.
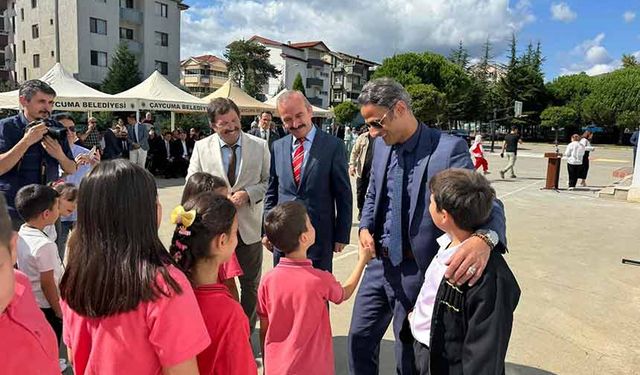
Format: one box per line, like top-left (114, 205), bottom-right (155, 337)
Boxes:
top-left (497, 180), bottom-right (542, 200)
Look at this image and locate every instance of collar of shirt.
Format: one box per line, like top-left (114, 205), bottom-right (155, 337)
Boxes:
top-left (434, 233), bottom-right (463, 266)
top-left (218, 133), bottom-right (243, 149)
top-left (18, 112), bottom-right (29, 128)
top-left (291, 125), bottom-right (317, 150)
top-left (395, 123), bottom-right (421, 154)
top-left (277, 258), bottom-right (313, 267)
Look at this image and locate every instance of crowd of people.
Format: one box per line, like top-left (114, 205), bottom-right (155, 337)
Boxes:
top-left (0, 78), bottom-right (522, 375)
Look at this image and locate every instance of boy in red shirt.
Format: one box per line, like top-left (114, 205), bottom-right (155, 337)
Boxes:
top-left (259, 201), bottom-right (372, 375)
top-left (0, 195), bottom-right (59, 374)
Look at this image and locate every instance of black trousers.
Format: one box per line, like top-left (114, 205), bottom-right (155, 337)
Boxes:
top-left (568, 164), bottom-right (581, 188)
top-left (578, 151), bottom-right (590, 179)
top-left (355, 176), bottom-right (370, 220)
top-left (413, 340), bottom-right (431, 375)
top-left (41, 308), bottom-right (62, 346)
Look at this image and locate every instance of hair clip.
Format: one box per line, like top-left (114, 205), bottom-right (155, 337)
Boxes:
top-left (173, 251), bottom-right (183, 262)
top-left (175, 240), bottom-right (188, 252)
top-left (178, 227), bottom-right (191, 236)
top-left (170, 205), bottom-right (196, 228)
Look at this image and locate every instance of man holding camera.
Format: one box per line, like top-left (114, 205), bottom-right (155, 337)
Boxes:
top-left (0, 80), bottom-right (78, 229)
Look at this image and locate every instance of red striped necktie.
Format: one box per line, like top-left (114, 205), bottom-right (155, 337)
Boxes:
top-left (292, 137), bottom-right (306, 186)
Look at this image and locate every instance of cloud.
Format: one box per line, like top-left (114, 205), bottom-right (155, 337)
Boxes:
top-left (550, 2), bottom-right (577, 22)
top-left (624, 11), bottom-right (636, 23)
top-left (180, 0), bottom-right (536, 63)
top-left (560, 34), bottom-right (619, 76)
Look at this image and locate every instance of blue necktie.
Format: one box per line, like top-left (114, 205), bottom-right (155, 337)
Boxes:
top-left (389, 148), bottom-right (404, 266)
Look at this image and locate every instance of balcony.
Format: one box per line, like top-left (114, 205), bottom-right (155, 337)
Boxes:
top-left (306, 77), bottom-right (323, 88)
top-left (352, 83), bottom-right (363, 91)
top-left (332, 81), bottom-right (343, 89)
top-left (121, 39), bottom-right (143, 54)
top-left (307, 58), bottom-right (324, 69)
top-left (307, 96), bottom-right (323, 107)
top-left (120, 7), bottom-right (143, 25)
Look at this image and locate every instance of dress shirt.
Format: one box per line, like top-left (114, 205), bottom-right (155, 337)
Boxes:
top-left (564, 141), bottom-right (585, 165)
top-left (219, 135), bottom-right (242, 179)
top-left (290, 125), bottom-right (317, 181)
top-left (164, 140), bottom-right (171, 158)
top-left (181, 140), bottom-right (188, 158)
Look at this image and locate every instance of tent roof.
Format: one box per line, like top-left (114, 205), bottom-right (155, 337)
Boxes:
top-left (202, 80), bottom-right (275, 115)
top-left (113, 71), bottom-right (207, 112)
top-left (264, 89), bottom-right (334, 118)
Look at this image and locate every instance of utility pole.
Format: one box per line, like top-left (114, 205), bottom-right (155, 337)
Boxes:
top-left (490, 108), bottom-right (497, 152)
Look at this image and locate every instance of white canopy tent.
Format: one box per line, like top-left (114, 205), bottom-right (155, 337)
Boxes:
top-left (0, 63), bottom-right (132, 111)
top-left (265, 89), bottom-right (334, 118)
top-left (202, 80), bottom-right (275, 116)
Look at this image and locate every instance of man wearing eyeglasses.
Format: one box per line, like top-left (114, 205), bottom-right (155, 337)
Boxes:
top-left (348, 78), bottom-right (507, 374)
top-left (263, 90), bottom-right (352, 273)
top-left (78, 117), bottom-right (101, 150)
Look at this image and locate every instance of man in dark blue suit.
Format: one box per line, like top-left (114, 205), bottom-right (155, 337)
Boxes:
top-left (264, 90), bottom-right (352, 272)
top-left (348, 78), bottom-right (507, 374)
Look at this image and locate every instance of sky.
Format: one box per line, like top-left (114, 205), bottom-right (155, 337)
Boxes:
top-left (180, 0), bottom-right (640, 81)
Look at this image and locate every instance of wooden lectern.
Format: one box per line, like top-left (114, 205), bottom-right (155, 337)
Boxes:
top-left (543, 152), bottom-right (562, 189)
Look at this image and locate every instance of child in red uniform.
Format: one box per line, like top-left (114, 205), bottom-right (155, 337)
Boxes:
top-left (182, 172), bottom-right (243, 301)
top-left (470, 134), bottom-right (489, 174)
top-left (60, 160), bottom-right (211, 375)
top-left (259, 202), bottom-right (373, 375)
top-left (0, 194), bottom-right (59, 375)
top-left (170, 192), bottom-right (257, 375)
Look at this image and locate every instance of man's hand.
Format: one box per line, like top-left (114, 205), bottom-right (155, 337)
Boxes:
top-left (22, 123), bottom-right (48, 146)
top-left (261, 235), bottom-right (274, 252)
top-left (41, 136), bottom-right (67, 161)
top-left (359, 228), bottom-right (375, 258)
top-left (333, 242), bottom-right (347, 253)
top-left (349, 166), bottom-right (356, 177)
top-left (230, 190), bottom-right (249, 207)
top-left (444, 236), bottom-right (491, 286)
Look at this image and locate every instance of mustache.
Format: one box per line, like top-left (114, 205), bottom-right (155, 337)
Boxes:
top-left (290, 123), bottom-right (307, 130)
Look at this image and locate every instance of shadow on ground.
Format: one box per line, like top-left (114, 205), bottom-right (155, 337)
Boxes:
top-left (155, 177), bottom-right (186, 189)
top-left (506, 363), bottom-right (558, 375)
top-left (333, 336), bottom-right (396, 375)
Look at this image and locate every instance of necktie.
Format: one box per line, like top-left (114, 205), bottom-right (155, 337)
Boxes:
top-left (165, 141), bottom-right (170, 156)
top-left (292, 137), bottom-right (306, 186)
top-left (227, 144), bottom-right (238, 186)
top-left (389, 148), bottom-right (404, 266)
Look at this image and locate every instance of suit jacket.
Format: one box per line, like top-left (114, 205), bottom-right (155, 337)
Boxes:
top-left (101, 129), bottom-right (123, 160)
top-left (170, 139), bottom-right (192, 160)
top-left (264, 128), bottom-right (353, 269)
top-left (249, 127), bottom-right (280, 150)
top-left (127, 122), bottom-right (150, 151)
top-left (188, 132), bottom-right (270, 244)
top-left (360, 124), bottom-right (507, 272)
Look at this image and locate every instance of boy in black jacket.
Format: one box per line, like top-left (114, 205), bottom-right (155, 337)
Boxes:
top-left (406, 168), bottom-right (520, 374)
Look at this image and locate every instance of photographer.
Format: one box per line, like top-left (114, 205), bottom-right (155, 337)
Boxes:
top-left (0, 80), bottom-right (77, 228)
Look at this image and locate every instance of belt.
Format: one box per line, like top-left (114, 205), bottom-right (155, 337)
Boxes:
top-left (376, 244), bottom-right (414, 260)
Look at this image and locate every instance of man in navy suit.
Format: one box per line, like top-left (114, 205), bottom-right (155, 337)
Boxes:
top-left (348, 78), bottom-right (507, 374)
top-left (264, 90), bottom-right (352, 272)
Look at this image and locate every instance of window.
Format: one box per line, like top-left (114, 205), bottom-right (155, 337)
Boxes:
top-left (31, 24), bottom-right (39, 39)
top-left (155, 2), bottom-right (168, 17)
top-left (90, 18), bottom-right (107, 35)
top-left (20, 9), bottom-right (24, 21)
top-left (51, 51), bottom-right (54, 57)
top-left (22, 40), bottom-right (25, 54)
top-left (91, 50), bottom-right (108, 67)
top-left (50, 19), bottom-right (53, 25)
top-left (155, 60), bottom-right (168, 75)
top-left (119, 27), bottom-right (133, 40)
top-left (120, 0), bottom-right (133, 8)
top-left (33, 54), bottom-right (39, 68)
top-left (31, 0), bottom-right (37, 8)
top-left (155, 31), bottom-right (168, 47)
top-left (333, 92), bottom-right (342, 101)
top-left (23, 67), bottom-right (27, 81)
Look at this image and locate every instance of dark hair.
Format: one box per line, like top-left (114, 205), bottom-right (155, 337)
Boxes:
top-left (181, 172), bottom-right (227, 205)
top-left (264, 202), bottom-right (308, 254)
top-left (511, 126), bottom-right (518, 132)
top-left (15, 184), bottom-right (59, 221)
top-left (169, 192), bottom-right (236, 281)
top-left (19, 79), bottom-right (56, 101)
top-left (52, 182), bottom-right (78, 202)
top-left (207, 98), bottom-right (240, 124)
top-left (429, 169), bottom-right (495, 232)
top-left (260, 111), bottom-right (273, 117)
top-left (581, 131), bottom-right (592, 139)
top-left (60, 160), bottom-right (181, 317)
top-left (127, 113), bottom-right (136, 118)
top-left (0, 195), bottom-right (13, 247)
top-left (53, 112), bottom-right (73, 122)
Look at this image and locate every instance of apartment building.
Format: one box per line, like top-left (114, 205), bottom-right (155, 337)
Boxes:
top-left (0, 1), bottom-right (14, 83)
top-left (8, 0), bottom-right (187, 86)
top-left (330, 52), bottom-right (378, 107)
top-left (180, 54), bottom-right (228, 97)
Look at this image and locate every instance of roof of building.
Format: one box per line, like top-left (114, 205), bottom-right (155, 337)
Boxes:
top-left (289, 41), bottom-right (330, 51)
top-left (332, 51), bottom-right (379, 67)
top-left (180, 55), bottom-right (228, 67)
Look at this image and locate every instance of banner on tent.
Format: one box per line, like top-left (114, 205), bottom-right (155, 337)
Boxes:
top-left (54, 100), bottom-right (134, 111)
top-left (140, 101), bottom-right (208, 112)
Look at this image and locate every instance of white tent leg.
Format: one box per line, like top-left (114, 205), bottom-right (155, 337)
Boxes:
top-left (171, 112), bottom-right (176, 131)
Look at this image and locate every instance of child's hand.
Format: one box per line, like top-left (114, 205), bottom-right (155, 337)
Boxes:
top-left (358, 242), bottom-right (373, 263)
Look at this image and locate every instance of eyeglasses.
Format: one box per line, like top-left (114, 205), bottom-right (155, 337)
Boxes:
top-left (365, 104), bottom-right (395, 129)
top-left (68, 126), bottom-right (76, 132)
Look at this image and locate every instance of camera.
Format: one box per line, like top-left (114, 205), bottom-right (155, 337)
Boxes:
top-left (26, 118), bottom-right (67, 143)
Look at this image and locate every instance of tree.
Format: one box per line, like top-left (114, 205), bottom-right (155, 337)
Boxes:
top-left (540, 106), bottom-right (578, 128)
top-left (622, 54), bottom-right (638, 68)
top-left (406, 84), bottom-right (446, 125)
top-left (333, 101), bottom-right (359, 125)
top-left (225, 39), bottom-right (280, 100)
top-left (292, 73), bottom-right (306, 96)
top-left (448, 40), bottom-right (470, 71)
top-left (101, 42), bottom-right (141, 94)
top-left (546, 73), bottom-right (594, 124)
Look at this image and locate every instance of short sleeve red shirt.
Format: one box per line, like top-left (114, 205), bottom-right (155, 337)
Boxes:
top-left (0, 270), bottom-right (59, 375)
top-left (194, 283), bottom-right (257, 375)
top-left (217, 252), bottom-right (243, 282)
top-left (257, 258), bottom-right (344, 375)
top-left (61, 265), bottom-right (211, 375)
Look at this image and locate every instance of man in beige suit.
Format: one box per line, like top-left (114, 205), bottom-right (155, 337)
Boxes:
top-left (188, 98), bottom-right (270, 338)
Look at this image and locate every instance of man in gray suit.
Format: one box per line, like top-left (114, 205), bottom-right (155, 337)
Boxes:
top-left (188, 98), bottom-right (271, 337)
top-left (126, 113), bottom-right (149, 168)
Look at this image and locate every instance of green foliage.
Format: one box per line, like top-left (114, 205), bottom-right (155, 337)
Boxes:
top-left (540, 106), bottom-right (577, 128)
top-left (546, 73), bottom-right (594, 124)
top-left (333, 101), bottom-right (359, 125)
top-left (622, 54), bottom-right (638, 68)
top-left (101, 43), bottom-right (142, 94)
top-left (617, 110), bottom-right (640, 129)
top-left (406, 84), bottom-right (446, 125)
top-left (581, 68), bottom-right (640, 126)
top-left (448, 41), bottom-right (470, 70)
top-left (292, 73), bottom-right (306, 96)
top-left (225, 39), bottom-right (280, 100)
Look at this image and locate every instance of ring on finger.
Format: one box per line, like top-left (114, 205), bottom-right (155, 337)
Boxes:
top-left (466, 265), bottom-right (477, 276)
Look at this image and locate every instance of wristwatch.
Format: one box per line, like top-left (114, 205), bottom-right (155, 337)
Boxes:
top-left (473, 229), bottom-right (499, 250)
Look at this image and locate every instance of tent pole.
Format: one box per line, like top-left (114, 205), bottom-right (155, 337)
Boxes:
top-left (171, 112), bottom-right (176, 131)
